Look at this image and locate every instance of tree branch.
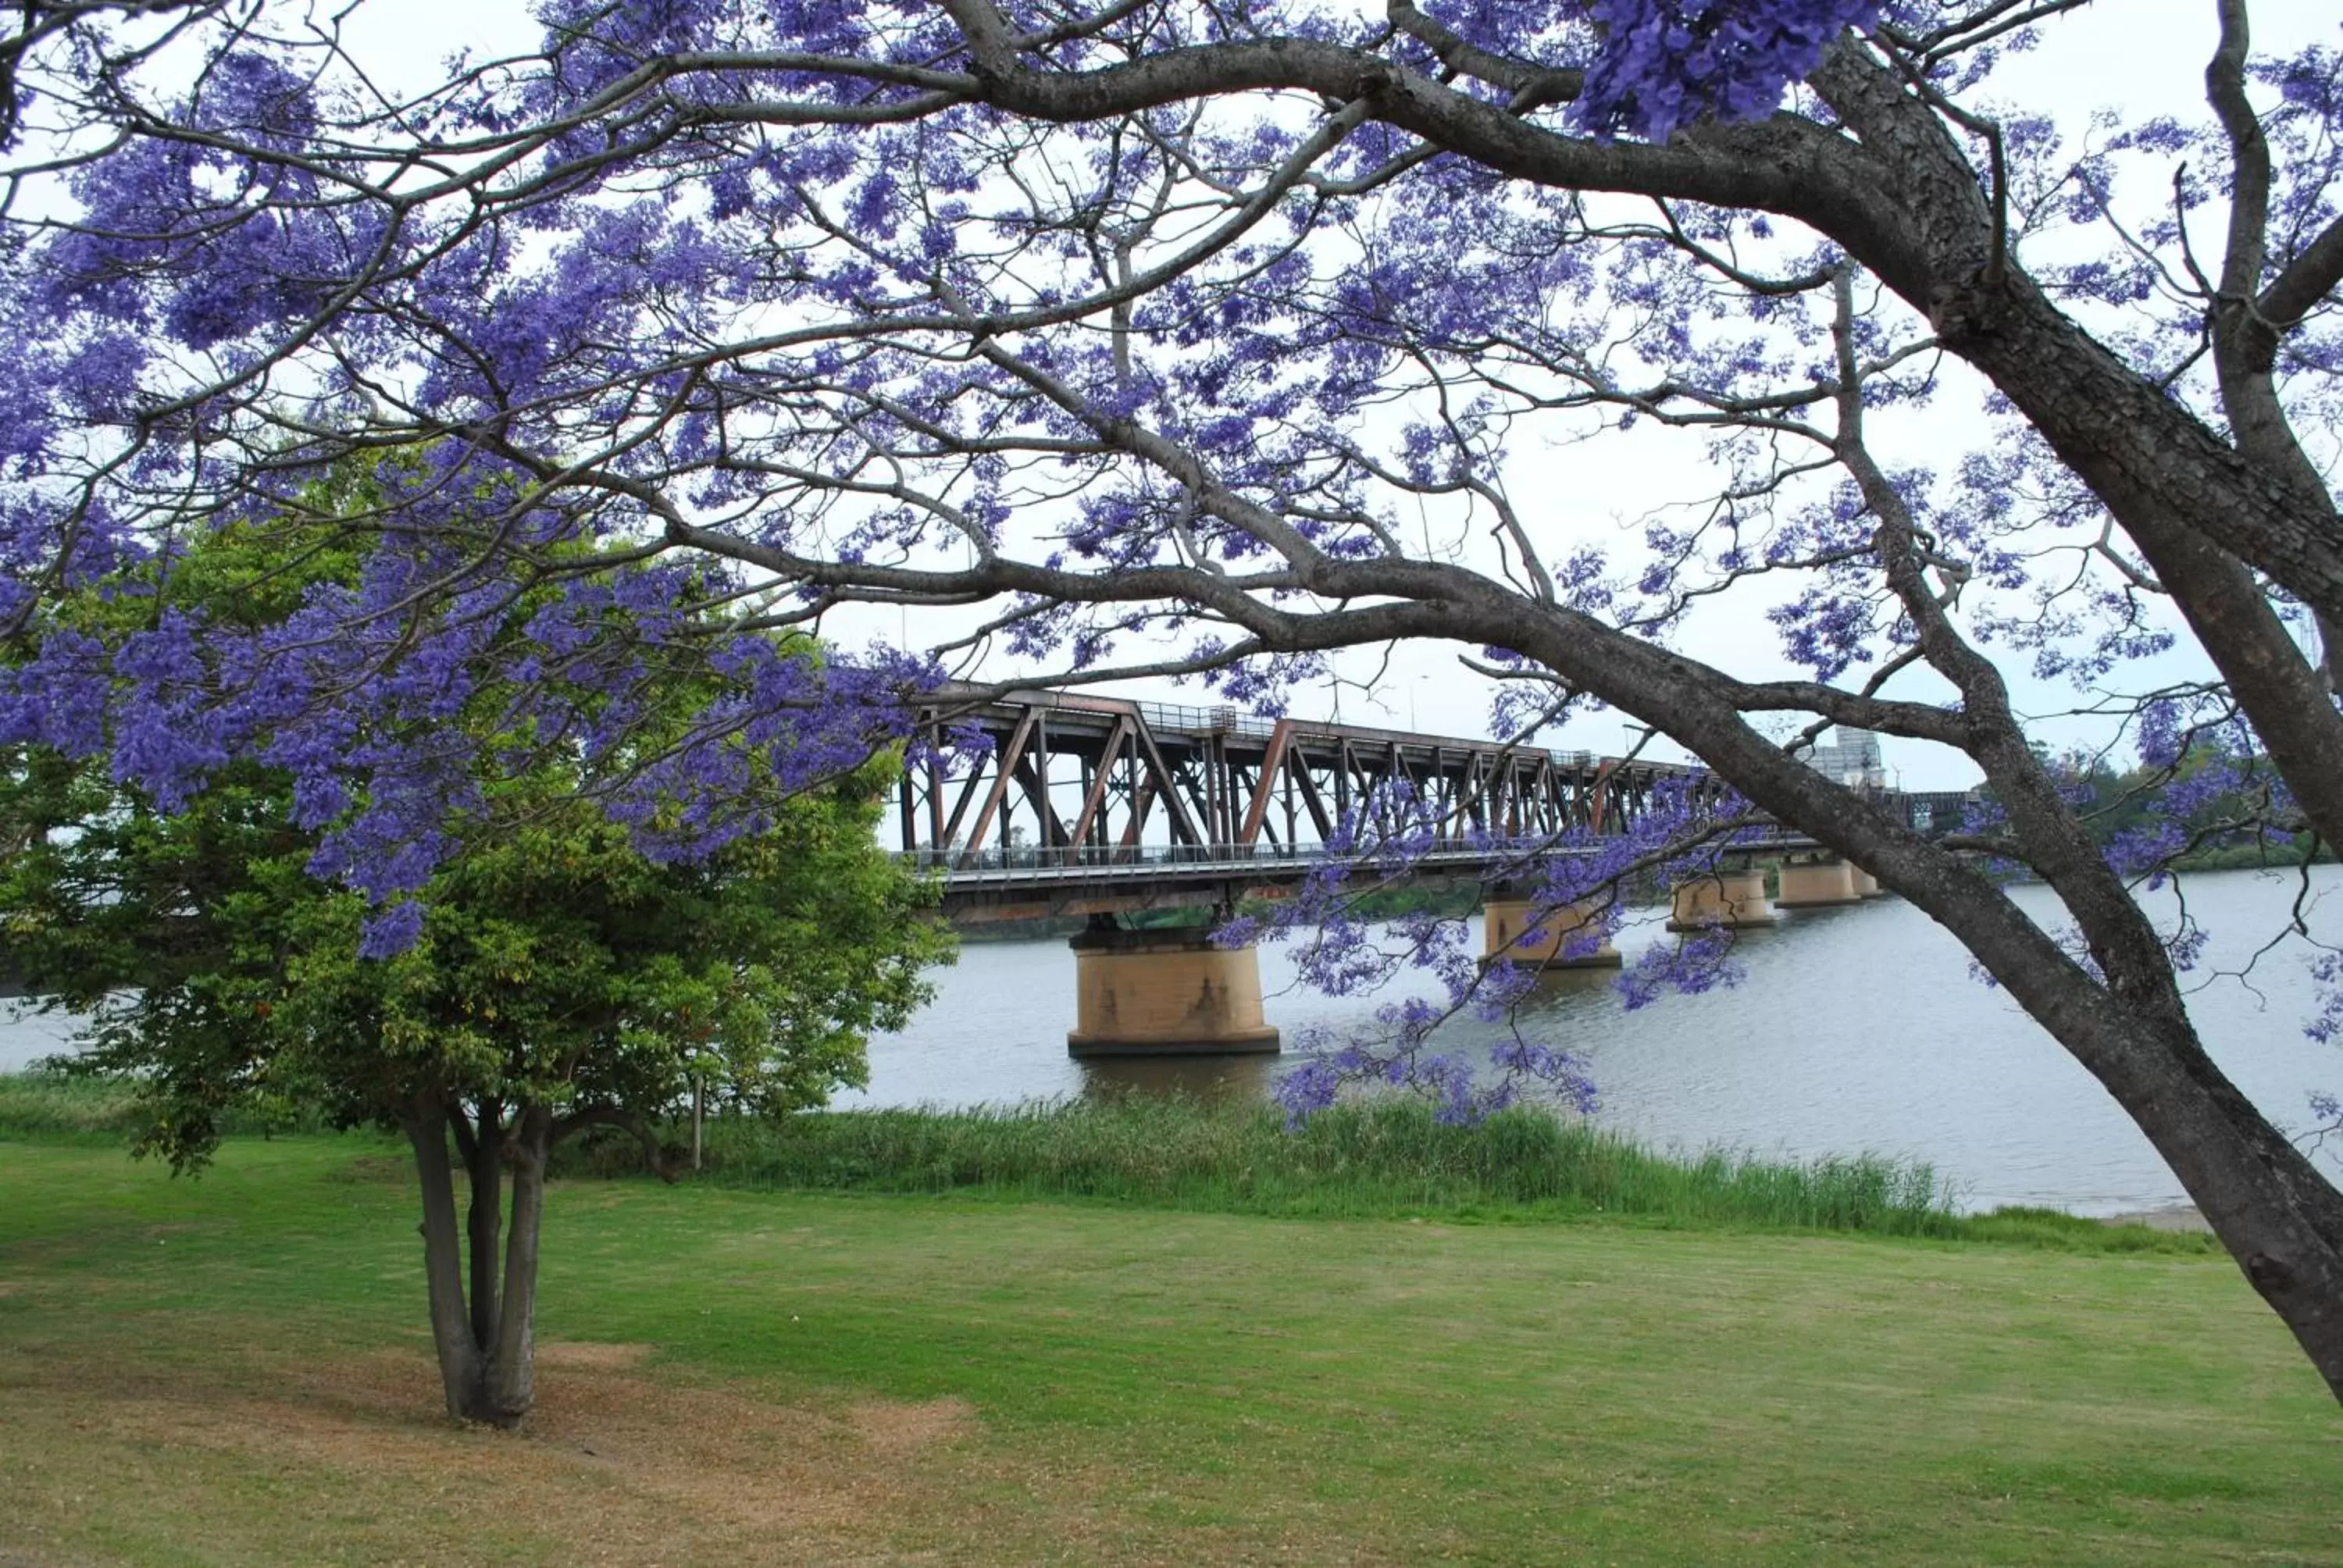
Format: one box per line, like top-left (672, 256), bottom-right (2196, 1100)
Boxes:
top-left (555, 1107), bottom-right (681, 1184)
top-left (2258, 212), bottom-right (2343, 338)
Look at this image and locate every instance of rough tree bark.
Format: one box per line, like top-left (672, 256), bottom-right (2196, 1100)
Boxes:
top-left (403, 1092), bottom-right (555, 1427)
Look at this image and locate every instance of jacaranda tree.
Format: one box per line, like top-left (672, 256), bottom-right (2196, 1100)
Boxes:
top-left (1, 508), bottom-right (951, 1425)
top-left (4, 0), bottom-right (2343, 1400)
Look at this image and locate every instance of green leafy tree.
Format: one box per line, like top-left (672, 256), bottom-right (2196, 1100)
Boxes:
top-left (0, 522), bottom-right (952, 1426)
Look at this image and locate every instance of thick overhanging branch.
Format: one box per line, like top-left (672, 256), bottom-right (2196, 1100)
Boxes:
top-left (930, 0), bottom-right (1893, 240)
top-left (555, 1107), bottom-right (679, 1183)
top-left (1721, 679), bottom-right (1965, 746)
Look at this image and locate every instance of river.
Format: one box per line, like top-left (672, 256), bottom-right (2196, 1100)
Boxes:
top-left (8, 867), bottom-right (2340, 1215)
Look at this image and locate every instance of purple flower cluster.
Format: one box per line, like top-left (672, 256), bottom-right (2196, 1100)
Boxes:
top-left (1574, 0), bottom-right (1884, 141)
top-left (2, 470), bottom-right (942, 953)
top-left (0, 0), bottom-right (2327, 1045)
top-left (2105, 705), bottom-right (2298, 887)
top-left (1268, 1030), bottom-right (1598, 1131)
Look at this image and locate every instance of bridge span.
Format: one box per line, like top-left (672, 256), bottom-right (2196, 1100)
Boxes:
top-left (897, 686), bottom-right (1739, 913)
top-left (891, 687), bottom-right (1917, 1059)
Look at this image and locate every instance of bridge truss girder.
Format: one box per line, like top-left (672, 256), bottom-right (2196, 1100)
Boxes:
top-left (894, 689), bottom-right (1720, 868)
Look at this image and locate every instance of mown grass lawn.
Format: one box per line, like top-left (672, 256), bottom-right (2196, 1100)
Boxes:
top-left (2, 1132), bottom-right (2338, 1566)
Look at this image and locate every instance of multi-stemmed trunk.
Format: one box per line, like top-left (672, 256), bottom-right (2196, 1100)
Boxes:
top-left (405, 1093), bottom-right (552, 1427)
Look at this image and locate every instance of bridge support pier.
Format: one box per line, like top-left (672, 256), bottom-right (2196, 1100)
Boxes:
top-left (1066, 922), bottom-right (1280, 1057)
top-left (1774, 860), bottom-right (1860, 909)
top-left (1482, 897), bottom-right (1621, 968)
top-left (1850, 867), bottom-right (1884, 898)
top-left (1667, 870), bottom-right (1774, 932)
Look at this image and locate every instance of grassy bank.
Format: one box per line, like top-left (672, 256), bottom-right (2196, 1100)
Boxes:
top-left (615, 1097), bottom-right (1972, 1233)
top-left (598, 1096), bottom-right (2213, 1251)
top-left (0, 1065), bottom-right (137, 1135)
top-left (0, 1131), bottom-right (2334, 1565)
top-left (0, 1068), bottom-right (326, 1143)
top-left (3, 1073), bottom-right (2209, 1251)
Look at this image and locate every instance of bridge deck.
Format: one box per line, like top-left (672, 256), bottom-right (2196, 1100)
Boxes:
top-left (893, 686), bottom-right (1927, 920)
top-left (907, 836), bottom-right (1824, 921)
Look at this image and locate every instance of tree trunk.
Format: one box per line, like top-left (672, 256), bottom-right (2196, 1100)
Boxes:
top-left (406, 1097), bottom-right (489, 1422)
top-left (2054, 1007), bottom-right (2343, 1399)
top-left (1480, 592), bottom-right (2343, 1405)
top-left (487, 1107), bottom-right (551, 1426)
top-left (1908, 275), bottom-right (2343, 863)
top-left (465, 1100), bottom-right (502, 1358)
top-left (404, 1094), bottom-right (551, 1428)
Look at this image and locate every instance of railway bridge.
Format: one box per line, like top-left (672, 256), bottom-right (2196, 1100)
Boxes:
top-left (893, 688), bottom-right (1916, 1057)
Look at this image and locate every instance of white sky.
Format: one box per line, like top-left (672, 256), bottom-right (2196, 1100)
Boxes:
top-left (313, 2), bottom-right (2343, 788)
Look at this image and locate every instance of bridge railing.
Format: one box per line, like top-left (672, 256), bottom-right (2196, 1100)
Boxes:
top-left (1132, 700), bottom-right (1279, 739)
top-left (1108, 702), bottom-right (1621, 772)
top-left (899, 841), bottom-right (1326, 875)
top-left (897, 831), bottom-right (1824, 882)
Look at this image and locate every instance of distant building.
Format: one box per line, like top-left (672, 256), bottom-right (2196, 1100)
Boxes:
top-left (1805, 727), bottom-right (1887, 790)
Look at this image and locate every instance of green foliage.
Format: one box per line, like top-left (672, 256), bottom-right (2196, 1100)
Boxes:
top-left (0, 1070), bottom-right (139, 1137)
top-left (686, 1097), bottom-right (1956, 1232)
top-left (0, 1069), bottom-right (328, 1142)
top-left (259, 760), bottom-right (949, 1152)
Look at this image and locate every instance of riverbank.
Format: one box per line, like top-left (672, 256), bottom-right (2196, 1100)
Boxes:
top-left (15, 870), bottom-right (2339, 1221)
top-left (601, 1097), bottom-right (2224, 1252)
top-left (1, 1131), bottom-right (2332, 1566)
top-left (0, 1073), bottom-right (2216, 1252)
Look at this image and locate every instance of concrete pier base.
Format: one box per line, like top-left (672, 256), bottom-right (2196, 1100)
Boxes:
top-left (1851, 867), bottom-right (1884, 898)
top-left (1482, 897), bottom-right (1621, 968)
top-left (1774, 861), bottom-right (1860, 909)
top-left (1065, 925), bottom-right (1280, 1057)
top-left (1667, 870), bottom-right (1774, 932)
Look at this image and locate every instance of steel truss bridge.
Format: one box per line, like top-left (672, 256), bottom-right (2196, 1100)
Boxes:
top-left (892, 687), bottom-right (1844, 921)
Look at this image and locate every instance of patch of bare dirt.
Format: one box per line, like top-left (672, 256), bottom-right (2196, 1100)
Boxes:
top-left (322, 1153), bottom-right (412, 1185)
top-left (847, 1395), bottom-right (974, 1458)
top-left (14, 1344), bottom-right (1006, 1564)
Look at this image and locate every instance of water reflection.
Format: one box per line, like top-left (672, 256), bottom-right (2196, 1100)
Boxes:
top-left (1512, 966), bottom-right (1624, 1002)
top-left (1076, 1053), bottom-right (1285, 1104)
